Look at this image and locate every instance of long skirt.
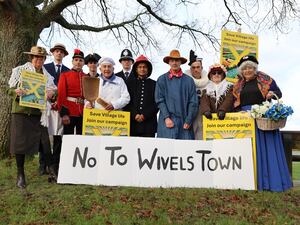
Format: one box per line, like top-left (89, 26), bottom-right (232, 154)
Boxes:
top-left (241, 105), bottom-right (292, 192)
top-left (10, 113), bottom-right (51, 155)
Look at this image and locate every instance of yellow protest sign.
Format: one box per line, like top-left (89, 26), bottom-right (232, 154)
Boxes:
top-left (220, 30), bottom-right (258, 83)
top-left (82, 108), bottom-right (130, 136)
top-left (203, 112), bottom-right (257, 188)
top-left (19, 70), bottom-right (47, 110)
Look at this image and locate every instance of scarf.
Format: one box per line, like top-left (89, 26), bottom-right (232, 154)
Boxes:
top-left (169, 68), bottom-right (183, 79)
top-left (205, 79), bottom-right (232, 109)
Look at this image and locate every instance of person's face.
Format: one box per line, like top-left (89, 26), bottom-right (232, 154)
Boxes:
top-left (121, 59), bottom-right (133, 71)
top-left (31, 55), bottom-right (46, 69)
top-left (72, 57), bottom-right (84, 71)
top-left (100, 63), bottom-right (114, 78)
top-left (87, 61), bottom-right (98, 72)
top-left (136, 63), bottom-right (148, 78)
top-left (210, 70), bottom-right (224, 84)
top-left (190, 61), bottom-right (203, 78)
top-left (52, 49), bottom-right (65, 62)
top-left (241, 65), bottom-right (256, 81)
top-left (169, 59), bottom-right (181, 71)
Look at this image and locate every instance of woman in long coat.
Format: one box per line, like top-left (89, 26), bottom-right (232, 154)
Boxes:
top-left (233, 55), bottom-right (292, 192)
top-left (8, 46), bottom-right (56, 188)
top-left (124, 55), bottom-right (158, 137)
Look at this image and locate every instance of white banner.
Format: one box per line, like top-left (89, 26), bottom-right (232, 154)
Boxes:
top-left (58, 136), bottom-right (255, 190)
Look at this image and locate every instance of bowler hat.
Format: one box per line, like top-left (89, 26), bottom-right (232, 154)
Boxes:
top-left (84, 53), bottom-right (101, 64)
top-left (23, 46), bottom-right (49, 57)
top-left (50, 43), bottom-right (69, 56)
top-left (163, 49), bottom-right (187, 64)
top-left (119, 49), bottom-right (134, 63)
top-left (237, 55), bottom-right (259, 67)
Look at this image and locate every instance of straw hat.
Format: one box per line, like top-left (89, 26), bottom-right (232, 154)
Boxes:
top-left (23, 46), bottom-right (49, 57)
top-left (163, 49), bottom-right (187, 64)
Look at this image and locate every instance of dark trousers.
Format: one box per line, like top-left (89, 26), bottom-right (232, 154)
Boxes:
top-left (52, 135), bottom-right (62, 167)
top-left (63, 116), bottom-right (83, 135)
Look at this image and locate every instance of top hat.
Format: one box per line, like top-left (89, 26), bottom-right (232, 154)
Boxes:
top-left (23, 46), bottom-right (49, 57)
top-left (119, 49), bottom-right (134, 63)
top-left (237, 55), bottom-right (259, 67)
top-left (84, 53), bottom-right (101, 64)
top-left (132, 55), bottom-right (153, 77)
top-left (188, 50), bottom-right (203, 66)
top-left (50, 43), bottom-right (69, 56)
top-left (163, 49), bottom-right (187, 64)
top-left (72, 49), bottom-right (84, 59)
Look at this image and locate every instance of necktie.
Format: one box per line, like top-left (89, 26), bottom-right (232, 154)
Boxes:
top-left (125, 72), bottom-right (129, 79)
top-left (56, 65), bottom-right (61, 77)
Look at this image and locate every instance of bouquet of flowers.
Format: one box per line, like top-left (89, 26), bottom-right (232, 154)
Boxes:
top-left (250, 99), bottom-right (293, 130)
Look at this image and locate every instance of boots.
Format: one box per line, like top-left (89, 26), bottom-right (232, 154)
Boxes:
top-left (48, 165), bottom-right (58, 183)
top-left (16, 169), bottom-right (26, 189)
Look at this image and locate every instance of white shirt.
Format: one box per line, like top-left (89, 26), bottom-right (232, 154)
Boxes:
top-left (95, 74), bottom-right (130, 110)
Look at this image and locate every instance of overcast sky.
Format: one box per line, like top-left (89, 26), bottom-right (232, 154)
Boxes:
top-left (38, 1), bottom-right (300, 130)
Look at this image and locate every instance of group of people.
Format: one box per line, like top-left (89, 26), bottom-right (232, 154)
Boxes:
top-left (8, 43), bottom-right (292, 192)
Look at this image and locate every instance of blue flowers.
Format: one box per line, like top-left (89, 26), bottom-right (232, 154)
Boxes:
top-left (265, 103), bottom-right (294, 121)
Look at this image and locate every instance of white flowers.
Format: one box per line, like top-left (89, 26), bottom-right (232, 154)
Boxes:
top-left (249, 101), bottom-right (272, 118)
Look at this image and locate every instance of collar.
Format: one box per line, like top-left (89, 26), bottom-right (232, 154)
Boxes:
top-left (123, 70), bottom-right (131, 74)
top-left (169, 68), bottom-right (183, 79)
top-left (100, 73), bottom-right (117, 85)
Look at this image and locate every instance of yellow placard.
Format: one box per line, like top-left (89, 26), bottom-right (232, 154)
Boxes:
top-left (19, 70), bottom-right (47, 110)
top-left (203, 112), bottom-right (257, 189)
top-left (220, 30), bottom-right (259, 83)
top-left (82, 108), bottom-right (130, 136)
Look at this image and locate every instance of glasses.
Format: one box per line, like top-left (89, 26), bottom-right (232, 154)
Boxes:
top-left (210, 71), bottom-right (223, 75)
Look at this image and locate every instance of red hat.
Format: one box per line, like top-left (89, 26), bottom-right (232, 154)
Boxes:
top-left (72, 48), bottom-right (84, 59)
top-left (132, 55), bottom-right (153, 77)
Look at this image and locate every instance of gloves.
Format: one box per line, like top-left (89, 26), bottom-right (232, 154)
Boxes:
top-left (204, 111), bottom-right (212, 120)
top-left (218, 111), bottom-right (226, 120)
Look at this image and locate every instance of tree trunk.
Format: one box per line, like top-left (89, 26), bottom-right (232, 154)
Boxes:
top-left (0, 10), bottom-right (40, 158)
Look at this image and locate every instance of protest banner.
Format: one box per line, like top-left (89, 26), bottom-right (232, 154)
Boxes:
top-left (19, 70), bottom-right (47, 109)
top-left (220, 30), bottom-right (258, 82)
top-left (58, 136), bottom-right (255, 190)
top-left (203, 112), bottom-right (256, 186)
top-left (82, 108), bottom-right (130, 136)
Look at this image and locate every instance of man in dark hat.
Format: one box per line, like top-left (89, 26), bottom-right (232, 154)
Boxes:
top-left (84, 53), bottom-right (101, 77)
top-left (39, 43), bottom-right (70, 176)
top-left (155, 49), bottom-right (198, 140)
top-left (57, 49), bottom-right (86, 135)
top-left (115, 48), bottom-right (134, 82)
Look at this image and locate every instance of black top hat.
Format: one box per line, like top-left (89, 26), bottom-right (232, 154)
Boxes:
top-left (84, 53), bottom-right (101, 64)
top-left (237, 55), bottom-right (259, 67)
top-left (188, 50), bottom-right (203, 66)
top-left (119, 49), bottom-right (134, 63)
top-left (72, 49), bottom-right (84, 59)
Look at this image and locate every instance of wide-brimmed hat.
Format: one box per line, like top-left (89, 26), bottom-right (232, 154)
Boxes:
top-left (84, 53), bottom-right (101, 64)
top-left (163, 49), bottom-right (187, 64)
top-left (23, 46), bottom-right (49, 57)
top-left (188, 50), bottom-right (203, 66)
top-left (237, 55), bottom-right (259, 67)
top-left (208, 63), bottom-right (227, 80)
top-left (119, 49), bottom-right (134, 63)
top-left (132, 55), bottom-right (153, 77)
top-left (50, 43), bottom-right (69, 56)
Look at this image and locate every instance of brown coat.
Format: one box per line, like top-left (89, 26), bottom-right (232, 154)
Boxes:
top-left (201, 83), bottom-right (234, 114)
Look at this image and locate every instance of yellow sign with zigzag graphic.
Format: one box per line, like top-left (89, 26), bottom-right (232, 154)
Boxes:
top-left (19, 70), bottom-right (47, 110)
top-left (82, 108), bottom-right (130, 136)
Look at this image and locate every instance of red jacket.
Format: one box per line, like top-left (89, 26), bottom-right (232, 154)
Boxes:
top-left (57, 69), bottom-right (87, 117)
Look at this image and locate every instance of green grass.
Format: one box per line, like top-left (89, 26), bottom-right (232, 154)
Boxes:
top-left (293, 162), bottom-right (300, 180)
top-left (1, 157), bottom-right (300, 225)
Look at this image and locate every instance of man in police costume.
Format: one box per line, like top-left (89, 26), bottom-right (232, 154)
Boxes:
top-left (115, 48), bottom-right (134, 82)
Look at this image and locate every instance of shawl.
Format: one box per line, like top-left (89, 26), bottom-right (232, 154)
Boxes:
top-left (205, 79), bottom-right (232, 109)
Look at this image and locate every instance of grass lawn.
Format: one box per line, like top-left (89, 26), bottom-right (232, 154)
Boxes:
top-left (1, 157), bottom-right (299, 225)
top-left (293, 162), bottom-right (300, 180)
